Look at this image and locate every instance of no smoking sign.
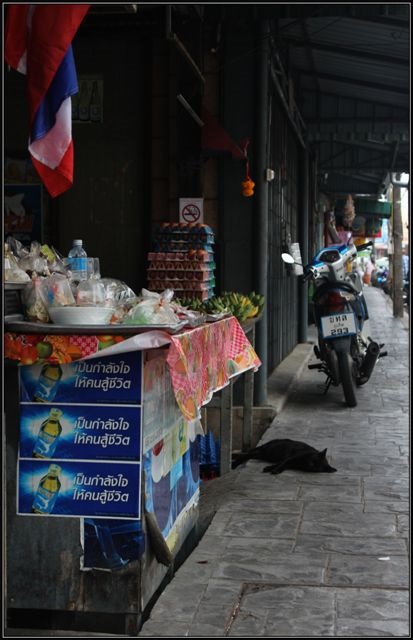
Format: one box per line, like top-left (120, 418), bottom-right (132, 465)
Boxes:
top-left (179, 198), bottom-right (204, 224)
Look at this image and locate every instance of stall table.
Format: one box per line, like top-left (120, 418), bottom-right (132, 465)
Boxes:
top-left (4, 311), bottom-right (260, 634)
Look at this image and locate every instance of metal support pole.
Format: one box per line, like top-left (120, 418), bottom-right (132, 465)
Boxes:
top-left (392, 184), bottom-right (404, 317)
top-left (254, 19), bottom-right (270, 406)
top-left (299, 148), bottom-right (309, 342)
top-left (219, 383), bottom-right (233, 475)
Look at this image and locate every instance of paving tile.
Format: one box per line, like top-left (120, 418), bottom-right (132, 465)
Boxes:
top-left (298, 483), bottom-right (362, 503)
top-left (363, 478), bottom-right (409, 501)
top-left (227, 484), bottom-right (301, 502)
top-left (363, 500), bottom-right (409, 514)
top-left (226, 536), bottom-right (294, 554)
top-left (212, 551), bottom-right (327, 583)
top-left (147, 582), bottom-right (206, 621)
top-left (336, 587), bottom-right (410, 621)
top-left (241, 583), bottom-right (334, 610)
top-left (218, 512), bottom-right (300, 539)
top-left (294, 534), bottom-right (407, 556)
top-left (219, 498), bottom-right (303, 514)
top-left (326, 554), bottom-right (409, 588)
top-left (300, 510), bottom-right (397, 537)
top-left (296, 473), bottom-right (362, 486)
top-left (245, 586), bottom-right (336, 637)
top-left (174, 559), bottom-right (217, 585)
top-left (302, 501), bottom-right (364, 517)
top-left (396, 514), bottom-right (409, 536)
top-left (187, 605), bottom-right (232, 636)
top-left (336, 617), bottom-right (410, 636)
top-left (138, 620), bottom-right (191, 636)
top-left (201, 578), bottom-right (242, 607)
top-left (228, 609), bottom-right (268, 637)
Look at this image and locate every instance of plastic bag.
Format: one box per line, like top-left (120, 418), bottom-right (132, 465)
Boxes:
top-left (22, 276), bottom-right (50, 322)
top-left (17, 240), bottom-right (50, 277)
top-left (40, 244), bottom-right (68, 275)
top-left (38, 273), bottom-right (76, 308)
top-left (4, 243), bottom-right (31, 283)
top-left (123, 288), bottom-right (180, 325)
top-left (100, 278), bottom-right (138, 307)
top-left (75, 280), bottom-right (106, 306)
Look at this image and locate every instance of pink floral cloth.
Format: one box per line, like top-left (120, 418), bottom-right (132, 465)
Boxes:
top-left (166, 316), bottom-right (261, 420)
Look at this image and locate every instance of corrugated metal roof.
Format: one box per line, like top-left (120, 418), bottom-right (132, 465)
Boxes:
top-left (274, 7), bottom-right (410, 196)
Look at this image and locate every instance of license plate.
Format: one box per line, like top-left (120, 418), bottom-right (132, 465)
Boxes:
top-left (320, 312), bottom-right (356, 338)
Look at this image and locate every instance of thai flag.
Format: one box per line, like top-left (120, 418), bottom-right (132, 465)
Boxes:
top-left (5, 4), bottom-right (90, 197)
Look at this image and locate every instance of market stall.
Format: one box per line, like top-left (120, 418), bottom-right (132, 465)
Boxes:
top-left (4, 303), bottom-right (260, 634)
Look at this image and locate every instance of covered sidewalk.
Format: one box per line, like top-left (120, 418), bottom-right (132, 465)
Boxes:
top-left (139, 286), bottom-right (409, 637)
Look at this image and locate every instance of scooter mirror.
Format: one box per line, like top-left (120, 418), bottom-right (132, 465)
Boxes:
top-left (281, 253), bottom-right (295, 264)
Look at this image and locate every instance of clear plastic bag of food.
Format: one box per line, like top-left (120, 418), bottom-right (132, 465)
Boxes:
top-left (75, 280), bottom-right (106, 306)
top-left (38, 273), bottom-right (76, 308)
top-left (4, 242), bottom-right (31, 283)
top-left (40, 244), bottom-right (68, 275)
top-left (17, 240), bottom-right (50, 277)
top-left (22, 276), bottom-right (50, 322)
top-left (122, 288), bottom-right (180, 325)
top-left (6, 236), bottom-right (29, 260)
top-left (100, 278), bottom-right (138, 307)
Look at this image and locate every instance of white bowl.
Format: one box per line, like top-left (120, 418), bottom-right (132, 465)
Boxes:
top-left (48, 306), bottom-right (115, 326)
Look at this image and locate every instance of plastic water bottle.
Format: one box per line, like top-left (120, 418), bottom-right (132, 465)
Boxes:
top-left (68, 239), bottom-right (88, 282)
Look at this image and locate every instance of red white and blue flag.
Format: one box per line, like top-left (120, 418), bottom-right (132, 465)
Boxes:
top-left (5, 4), bottom-right (90, 197)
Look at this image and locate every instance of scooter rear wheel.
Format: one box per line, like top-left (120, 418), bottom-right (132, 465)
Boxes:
top-left (337, 352), bottom-right (357, 407)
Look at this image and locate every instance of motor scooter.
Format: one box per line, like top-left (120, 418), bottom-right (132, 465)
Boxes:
top-left (403, 275), bottom-right (409, 306)
top-left (282, 241), bottom-right (387, 407)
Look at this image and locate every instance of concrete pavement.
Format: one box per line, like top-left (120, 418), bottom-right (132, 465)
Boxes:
top-left (139, 287), bottom-right (410, 637)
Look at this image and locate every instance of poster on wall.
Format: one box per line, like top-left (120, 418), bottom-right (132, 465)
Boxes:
top-left (142, 350), bottom-right (200, 553)
top-left (351, 215), bottom-right (383, 238)
top-left (17, 351), bottom-right (144, 570)
top-left (4, 183), bottom-right (43, 246)
top-left (18, 458), bottom-right (141, 519)
top-left (72, 75), bottom-right (103, 124)
top-left (19, 403), bottom-right (141, 461)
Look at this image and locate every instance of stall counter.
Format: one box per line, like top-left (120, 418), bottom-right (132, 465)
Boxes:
top-left (4, 315), bottom-right (261, 633)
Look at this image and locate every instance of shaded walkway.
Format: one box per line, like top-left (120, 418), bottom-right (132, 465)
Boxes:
top-left (139, 287), bottom-right (410, 637)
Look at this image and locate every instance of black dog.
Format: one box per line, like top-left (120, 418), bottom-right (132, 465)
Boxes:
top-left (232, 438), bottom-right (337, 475)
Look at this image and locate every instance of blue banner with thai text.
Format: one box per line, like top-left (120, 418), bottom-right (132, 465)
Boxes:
top-left (18, 459), bottom-right (140, 519)
top-left (19, 351), bottom-right (142, 405)
top-left (19, 403), bottom-right (141, 461)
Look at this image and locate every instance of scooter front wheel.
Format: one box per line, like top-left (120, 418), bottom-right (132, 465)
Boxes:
top-left (337, 351), bottom-right (357, 407)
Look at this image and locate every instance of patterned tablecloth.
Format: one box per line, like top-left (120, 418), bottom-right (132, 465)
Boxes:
top-left (4, 317), bottom-right (261, 420)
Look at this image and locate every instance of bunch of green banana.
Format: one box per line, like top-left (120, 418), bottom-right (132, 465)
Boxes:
top-left (219, 291), bottom-right (260, 322)
top-left (174, 296), bottom-right (205, 312)
top-left (175, 292), bottom-right (265, 322)
top-left (202, 297), bottom-right (229, 315)
top-left (248, 291), bottom-right (265, 316)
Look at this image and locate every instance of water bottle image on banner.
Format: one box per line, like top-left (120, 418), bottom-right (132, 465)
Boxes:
top-left (32, 464), bottom-right (62, 514)
top-left (32, 408), bottom-right (63, 458)
top-left (19, 351), bottom-right (143, 405)
top-left (32, 363), bottom-right (63, 403)
top-left (20, 459), bottom-right (141, 518)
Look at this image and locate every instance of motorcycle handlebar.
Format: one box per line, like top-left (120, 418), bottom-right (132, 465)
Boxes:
top-left (301, 267), bottom-right (315, 283)
top-left (355, 241), bottom-right (373, 252)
